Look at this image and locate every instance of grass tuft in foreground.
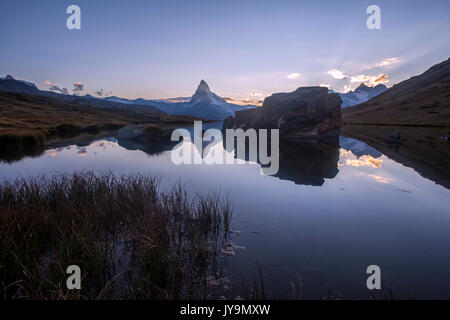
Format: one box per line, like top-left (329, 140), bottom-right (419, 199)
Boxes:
top-left (0, 172), bottom-right (233, 300)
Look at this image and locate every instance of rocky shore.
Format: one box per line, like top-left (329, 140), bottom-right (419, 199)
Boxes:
top-left (223, 86), bottom-right (342, 138)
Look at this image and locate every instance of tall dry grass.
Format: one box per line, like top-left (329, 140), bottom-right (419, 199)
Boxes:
top-left (0, 172), bottom-right (233, 300)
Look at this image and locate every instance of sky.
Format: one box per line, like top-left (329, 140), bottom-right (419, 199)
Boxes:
top-left (1, 0), bottom-right (449, 103)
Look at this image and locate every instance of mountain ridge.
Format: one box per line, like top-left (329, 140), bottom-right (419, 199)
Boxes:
top-left (338, 83), bottom-right (387, 108)
top-left (0, 76), bottom-right (257, 120)
top-left (343, 58), bottom-right (450, 126)
top-left (0, 76), bottom-right (163, 114)
top-left (103, 80), bottom-right (257, 120)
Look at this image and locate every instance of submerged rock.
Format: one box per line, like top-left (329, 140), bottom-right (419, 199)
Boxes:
top-left (391, 130), bottom-right (401, 140)
top-left (223, 86), bottom-right (342, 138)
top-left (117, 124), bottom-right (171, 143)
top-left (117, 124), bottom-right (147, 139)
top-left (385, 130), bottom-right (402, 144)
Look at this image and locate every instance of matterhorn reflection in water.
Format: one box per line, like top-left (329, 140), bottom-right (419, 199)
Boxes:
top-left (116, 123), bottom-right (342, 187)
top-left (1, 122), bottom-right (448, 191)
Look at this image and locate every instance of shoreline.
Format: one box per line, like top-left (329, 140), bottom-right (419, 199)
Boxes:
top-left (342, 122), bottom-right (450, 128)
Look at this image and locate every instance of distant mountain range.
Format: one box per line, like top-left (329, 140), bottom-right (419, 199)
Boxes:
top-left (0, 75), bottom-right (163, 114)
top-left (337, 83), bottom-right (387, 108)
top-left (339, 136), bottom-right (382, 158)
top-left (0, 74), bottom-right (39, 90)
top-left (0, 76), bottom-right (256, 120)
top-left (3, 57), bottom-right (449, 125)
top-left (343, 58), bottom-right (450, 126)
top-left (103, 80), bottom-right (257, 120)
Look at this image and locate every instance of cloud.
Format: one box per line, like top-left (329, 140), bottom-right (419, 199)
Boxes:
top-left (368, 174), bottom-right (390, 184)
top-left (343, 84), bottom-right (353, 93)
top-left (346, 155), bottom-right (383, 168)
top-left (287, 73), bottom-right (301, 79)
top-left (350, 73), bottom-right (389, 86)
top-left (229, 98), bottom-right (263, 106)
top-left (224, 95), bottom-right (264, 106)
top-left (340, 150), bottom-right (384, 168)
top-left (375, 57), bottom-right (400, 67)
top-left (73, 82), bottom-right (84, 93)
top-left (44, 80), bottom-right (68, 94)
top-left (318, 83), bottom-right (331, 89)
top-left (77, 147), bottom-right (87, 156)
top-left (243, 99), bottom-right (263, 106)
top-left (326, 61), bottom-right (393, 91)
top-left (349, 75), bottom-right (370, 83)
top-left (327, 69), bottom-right (348, 80)
top-left (373, 74), bottom-right (389, 84)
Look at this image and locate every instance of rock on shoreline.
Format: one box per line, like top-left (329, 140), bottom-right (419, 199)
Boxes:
top-left (223, 87), bottom-right (342, 138)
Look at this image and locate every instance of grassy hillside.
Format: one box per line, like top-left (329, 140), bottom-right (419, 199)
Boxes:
top-left (343, 58), bottom-right (450, 127)
top-left (0, 91), bottom-right (199, 153)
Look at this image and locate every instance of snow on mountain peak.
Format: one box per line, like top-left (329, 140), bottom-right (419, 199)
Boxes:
top-left (196, 80), bottom-right (210, 92)
top-left (355, 83), bottom-right (369, 91)
top-left (339, 83), bottom-right (387, 108)
top-left (190, 80), bottom-right (226, 104)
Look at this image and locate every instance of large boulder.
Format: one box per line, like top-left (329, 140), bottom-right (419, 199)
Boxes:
top-left (223, 87), bottom-right (342, 138)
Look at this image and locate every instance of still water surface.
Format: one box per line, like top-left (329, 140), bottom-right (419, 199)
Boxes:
top-left (1, 124), bottom-right (449, 299)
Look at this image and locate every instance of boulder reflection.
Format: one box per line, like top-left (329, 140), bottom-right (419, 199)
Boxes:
top-left (274, 138), bottom-right (340, 186)
top-left (221, 133), bottom-right (340, 186)
top-left (117, 131), bottom-right (341, 187)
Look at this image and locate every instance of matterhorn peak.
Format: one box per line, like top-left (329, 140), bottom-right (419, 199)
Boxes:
top-left (196, 80), bottom-right (211, 92)
top-left (190, 80), bottom-right (226, 104)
